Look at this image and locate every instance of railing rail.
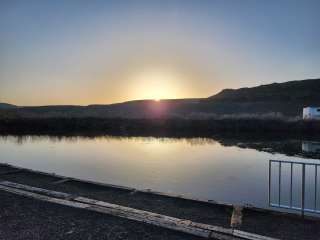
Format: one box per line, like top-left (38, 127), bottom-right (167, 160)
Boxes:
top-left (269, 159), bottom-right (320, 215)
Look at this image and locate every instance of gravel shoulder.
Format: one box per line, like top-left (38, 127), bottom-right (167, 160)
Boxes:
top-left (0, 190), bottom-right (205, 240)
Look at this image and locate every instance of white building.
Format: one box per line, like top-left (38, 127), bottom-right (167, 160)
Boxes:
top-left (302, 141), bottom-right (320, 153)
top-left (303, 107), bottom-right (320, 120)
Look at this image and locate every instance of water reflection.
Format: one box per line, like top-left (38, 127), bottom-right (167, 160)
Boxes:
top-left (0, 134), bottom-right (320, 214)
top-left (0, 135), bottom-right (218, 146)
top-left (2, 134), bottom-right (320, 159)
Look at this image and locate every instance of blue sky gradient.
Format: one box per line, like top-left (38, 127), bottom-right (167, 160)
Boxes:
top-left (1, 0), bottom-right (319, 105)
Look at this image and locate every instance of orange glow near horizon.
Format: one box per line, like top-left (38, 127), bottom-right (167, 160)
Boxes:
top-left (124, 68), bottom-right (194, 101)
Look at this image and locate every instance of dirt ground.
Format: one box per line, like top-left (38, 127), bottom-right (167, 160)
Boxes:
top-left (0, 191), bottom-right (206, 240)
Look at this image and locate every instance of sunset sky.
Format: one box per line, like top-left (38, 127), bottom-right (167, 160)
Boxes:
top-left (1, 0), bottom-right (320, 106)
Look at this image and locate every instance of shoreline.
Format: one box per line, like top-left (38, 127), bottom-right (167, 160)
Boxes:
top-left (1, 117), bottom-right (320, 137)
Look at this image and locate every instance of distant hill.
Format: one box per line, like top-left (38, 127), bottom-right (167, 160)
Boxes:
top-left (208, 78), bottom-right (320, 102)
top-left (0, 103), bottom-right (17, 109)
top-left (0, 78), bottom-right (319, 118)
top-left (202, 78), bottom-right (320, 116)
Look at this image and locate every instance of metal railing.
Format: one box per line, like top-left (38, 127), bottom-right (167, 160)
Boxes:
top-left (268, 159), bottom-right (320, 215)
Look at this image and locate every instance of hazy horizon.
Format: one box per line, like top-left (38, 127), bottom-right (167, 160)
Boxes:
top-left (1, 77), bottom-right (320, 107)
top-left (1, 0), bottom-right (320, 106)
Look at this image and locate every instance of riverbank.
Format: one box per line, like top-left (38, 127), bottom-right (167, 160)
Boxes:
top-left (1, 117), bottom-right (320, 136)
top-left (0, 163), bottom-right (319, 240)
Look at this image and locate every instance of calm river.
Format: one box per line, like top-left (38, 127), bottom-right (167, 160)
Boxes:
top-left (1, 135), bottom-right (320, 215)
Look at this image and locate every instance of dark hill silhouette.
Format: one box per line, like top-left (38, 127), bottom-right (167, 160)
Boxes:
top-left (208, 78), bottom-right (320, 102)
top-left (202, 78), bottom-right (320, 116)
top-left (1, 78), bottom-right (319, 118)
top-left (0, 103), bottom-right (17, 109)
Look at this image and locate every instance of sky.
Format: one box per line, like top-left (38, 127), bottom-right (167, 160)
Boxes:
top-left (0, 0), bottom-right (320, 106)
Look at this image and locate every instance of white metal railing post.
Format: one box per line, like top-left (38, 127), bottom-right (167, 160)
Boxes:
top-left (269, 160), bottom-right (320, 215)
top-left (301, 163), bottom-right (306, 217)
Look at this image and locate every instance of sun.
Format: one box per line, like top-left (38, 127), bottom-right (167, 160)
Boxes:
top-left (127, 68), bottom-right (184, 101)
